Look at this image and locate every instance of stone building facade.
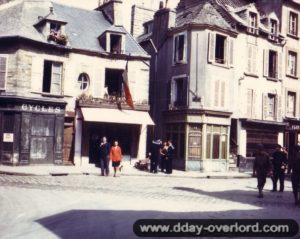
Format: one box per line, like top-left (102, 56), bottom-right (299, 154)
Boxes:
top-left (0, 0), bottom-right (152, 166)
top-left (139, 0), bottom-right (300, 172)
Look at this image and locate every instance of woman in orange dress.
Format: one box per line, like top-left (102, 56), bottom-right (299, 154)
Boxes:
top-left (110, 141), bottom-right (122, 177)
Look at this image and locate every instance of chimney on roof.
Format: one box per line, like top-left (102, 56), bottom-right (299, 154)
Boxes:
top-left (96, 0), bottom-right (124, 26)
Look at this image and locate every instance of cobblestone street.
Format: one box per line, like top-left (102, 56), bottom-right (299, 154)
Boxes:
top-left (0, 174), bottom-right (299, 239)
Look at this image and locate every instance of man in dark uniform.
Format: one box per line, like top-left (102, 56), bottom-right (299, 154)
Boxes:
top-left (291, 145), bottom-right (300, 205)
top-left (99, 136), bottom-right (110, 176)
top-left (166, 140), bottom-right (175, 174)
top-left (271, 144), bottom-right (288, 192)
top-left (149, 139), bottom-right (162, 173)
top-left (253, 144), bottom-right (272, 198)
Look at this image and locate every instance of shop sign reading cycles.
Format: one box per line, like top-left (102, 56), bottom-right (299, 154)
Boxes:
top-left (21, 104), bottom-right (62, 114)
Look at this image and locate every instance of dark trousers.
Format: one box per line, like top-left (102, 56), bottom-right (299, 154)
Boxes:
top-left (165, 158), bottom-right (173, 174)
top-left (272, 170), bottom-right (285, 191)
top-left (291, 174), bottom-right (300, 202)
top-left (100, 156), bottom-right (109, 176)
top-left (257, 173), bottom-right (267, 190)
top-left (160, 157), bottom-right (166, 172)
top-left (150, 159), bottom-right (158, 173)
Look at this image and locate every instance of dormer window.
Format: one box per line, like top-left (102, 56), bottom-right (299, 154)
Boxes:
top-left (269, 19), bottom-right (278, 41)
top-left (50, 22), bottom-right (61, 34)
top-left (248, 12), bottom-right (259, 35)
top-left (98, 31), bottom-right (125, 54)
top-left (110, 34), bottom-right (122, 54)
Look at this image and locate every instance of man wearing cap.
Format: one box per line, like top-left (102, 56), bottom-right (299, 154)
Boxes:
top-left (253, 144), bottom-right (272, 198)
top-left (271, 144), bottom-right (288, 192)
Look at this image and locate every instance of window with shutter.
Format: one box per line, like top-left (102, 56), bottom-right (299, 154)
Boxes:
top-left (170, 76), bottom-right (188, 108)
top-left (173, 32), bottom-right (187, 64)
top-left (287, 91), bottom-right (296, 117)
top-left (214, 80), bottom-right (220, 107)
top-left (287, 51), bottom-right (297, 77)
top-left (246, 89), bottom-right (253, 118)
top-left (289, 12), bottom-right (298, 36)
top-left (208, 32), bottom-right (216, 63)
top-left (220, 81), bottom-right (225, 107)
top-left (42, 60), bottom-right (63, 95)
top-left (0, 56), bottom-right (7, 89)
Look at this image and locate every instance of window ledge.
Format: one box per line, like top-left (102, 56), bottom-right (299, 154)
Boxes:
top-left (244, 72), bottom-right (259, 78)
top-left (41, 93), bottom-right (64, 98)
top-left (286, 74), bottom-right (299, 80)
top-left (266, 77), bottom-right (279, 82)
top-left (210, 62), bottom-right (230, 69)
top-left (287, 33), bottom-right (299, 40)
top-left (173, 61), bottom-right (187, 66)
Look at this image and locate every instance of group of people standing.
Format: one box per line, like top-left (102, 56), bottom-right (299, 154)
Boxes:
top-left (98, 137), bottom-right (123, 177)
top-left (253, 143), bottom-right (300, 205)
top-left (149, 139), bottom-right (175, 174)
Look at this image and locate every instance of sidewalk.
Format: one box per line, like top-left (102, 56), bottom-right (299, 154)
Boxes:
top-left (0, 160), bottom-right (252, 178)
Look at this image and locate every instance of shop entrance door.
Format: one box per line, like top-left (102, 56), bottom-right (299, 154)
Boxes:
top-left (30, 115), bottom-right (55, 164)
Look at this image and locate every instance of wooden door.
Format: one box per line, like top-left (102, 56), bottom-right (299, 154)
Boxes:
top-left (63, 126), bottom-right (74, 164)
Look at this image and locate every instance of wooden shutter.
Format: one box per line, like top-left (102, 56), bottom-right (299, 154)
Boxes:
top-left (214, 80), bottom-right (220, 107)
top-left (247, 45), bottom-right (252, 73)
top-left (31, 56), bottom-right (42, 92)
top-left (277, 51), bottom-right (283, 80)
top-left (173, 35), bottom-right (178, 63)
top-left (262, 93), bottom-right (268, 120)
top-left (253, 90), bottom-right (257, 119)
top-left (221, 81), bottom-right (225, 107)
top-left (229, 38), bottom-right (234, 67)
top-left (208, 32), bottom-right (216, 63)
top-left (51, 62), bottom-right (62, 95)
top-left (263, 49), bottom-right (269, 77)
top-left (0, 56), bottom-right (7, 89)
top-left (246, 89), bottom-right (253, 118)
top-left (253, 45), bottom-right (258, 74)
top-left (276, 95), bottom-right (282, 121)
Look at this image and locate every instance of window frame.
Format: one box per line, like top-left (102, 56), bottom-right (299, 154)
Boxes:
top-left (287, 50), bottom-right (298, 78)
top-left (288, 11), bottom-right (298, 37)
top-left (247, 11), bottom-right (259, 35)
top-left (42, 60), bottom-right (63, 95)
top-left (170, 75), bottom-right (188, 108)
top-left (206, 125), bottom-right (228, 160)
top-left (173, 31), bottom-right (187, 64)
top-left (105, 32), bottom-right (125, 54)
top-left (286, 91), bottom-right (296, 118)
top-left (0, 55), bottom-right (8, 90)
top-left (77, 73), bottom-right (90, 92)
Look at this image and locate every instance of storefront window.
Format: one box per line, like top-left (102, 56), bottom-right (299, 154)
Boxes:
top-left (188, 124), bottom-right (202, 159)
top-left (206, 125), bottom-right (228, 160)
top-left (166, 124), bottom-right (185, 160)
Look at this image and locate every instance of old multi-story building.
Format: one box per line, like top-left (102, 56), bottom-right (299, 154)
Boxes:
top-left (139, 0), bottom-right (300, 172)
top-left (0, 0), bottom-right (153, 166)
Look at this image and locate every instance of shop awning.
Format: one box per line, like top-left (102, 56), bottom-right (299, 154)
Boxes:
top-left (81, 108), bottom-right (155, 125)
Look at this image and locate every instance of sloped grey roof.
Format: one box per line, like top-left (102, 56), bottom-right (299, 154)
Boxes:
top-left (216, 0), bottom-right (254, 9)
top-left (0, 0), bottom-right (148, 56)
top-left (176, 0), bottom-right (235, 31)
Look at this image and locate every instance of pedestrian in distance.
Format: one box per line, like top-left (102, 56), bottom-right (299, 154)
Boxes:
top-left (160, 141), bottom-right (168, 173)
top-left (165, 140), bottom-right (175, 174)
top-left (110, 141), bottom-right (123, 177)
top-left (99, 136), bottom-right (110, 176)
top-left (253, 144), bottom-right (272, 198)
top-left (149, 139), bottom-right (162, 173)
top-left (271, 144), bottom-right (288, 192)
top-left (291, 145), bottom-right (300, 205)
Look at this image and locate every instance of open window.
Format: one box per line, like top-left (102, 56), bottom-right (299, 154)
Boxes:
top-left (110, 34), bottom-right (122, 54)
top-left (208, 32), bottom-right (233, 67)
top-left (263, 93), bottom-right (281, 121)
top-left (247, 11), bottom-right (259, 35)
top-left (269, 19), bottom-right (278, 41)
top-left (105, 69), bottom-right (124, 97)
top-left (170, 76), bottom-right (187, 108)
top-left (173, 32), bottom-right (187, 64)
top-left (263, 49), bottom-right (282, 80)
top-left (43, 60), bottom-right (63, 95)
